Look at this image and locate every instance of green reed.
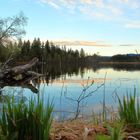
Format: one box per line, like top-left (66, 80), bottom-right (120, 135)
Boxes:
top-left (96, 122), bottom-right (125, 140)
top-left (0, 95), bottom-right (53, 140)
top-left (108, 122), bottom-right (125, 140)
top-left (117, 88), bottom-right (140, 127)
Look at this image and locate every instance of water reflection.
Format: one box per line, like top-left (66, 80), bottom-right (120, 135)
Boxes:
top-left (31, 63), bottom-right (140, 87)
top-left (1, 63), bottom-right (140, 120)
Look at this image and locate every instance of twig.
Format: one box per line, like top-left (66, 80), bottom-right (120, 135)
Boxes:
top-left (1, 54), bottom-right (13, 70)
top-left (83, 127), bottom-right (94, 140)
top-left (128, 136), bottom-right (139, 140)
top-left (128, 132), bottom-right (140, 135)
top-left (64, 76), bottom-right (105, 119)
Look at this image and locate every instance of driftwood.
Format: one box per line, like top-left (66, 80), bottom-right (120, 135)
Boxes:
top-left (0, 57), bottom-right (41, 93)
top-left (8, 57), bottom-right (39, 74)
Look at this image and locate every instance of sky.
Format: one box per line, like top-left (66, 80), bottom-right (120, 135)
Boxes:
top-left (0, 0), bottom-right (140, 56)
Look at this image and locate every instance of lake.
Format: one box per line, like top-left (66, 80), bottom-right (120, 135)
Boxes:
top-left (1, 65), bottom-right (140, 120)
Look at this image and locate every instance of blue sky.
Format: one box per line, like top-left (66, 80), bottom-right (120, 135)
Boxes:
top-left (0, 0), bottom-right (140, 56)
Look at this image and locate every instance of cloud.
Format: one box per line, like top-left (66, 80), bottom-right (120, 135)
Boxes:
top-left (119, 0), bottom-right (140, 9)
top-left (119, 44), bottom-right (138, 46)
top-left (48, 1), bottom-right (60, 9)
top-left (39, 0), bottom-right (60, 9)
top-left (53, 40), bottom-right (111, 47)
top-left (107, 5), bottom-right (122, 16)
top-left (37, 0), bottom-right (140, 27)
top-left (125, 21), bottom-right (140, 29)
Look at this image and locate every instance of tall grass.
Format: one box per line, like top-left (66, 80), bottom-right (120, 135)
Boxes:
top-left (0, 95), bottom-right (53, 140)
top-left (107, 122), bottom-right (125, 140)
top-left (96, 122), bottom-right (125, 140)
top-left (117, 88), bottom-right (140, 127)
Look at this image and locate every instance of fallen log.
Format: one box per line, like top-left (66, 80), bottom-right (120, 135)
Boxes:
top-left (0, 57), bottom-right (41, 93)
top-left (8, 57), bottom-right (39, 74)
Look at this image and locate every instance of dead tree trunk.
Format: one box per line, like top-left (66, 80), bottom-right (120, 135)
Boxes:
top-left (0, 57), bottom-right (41, 93)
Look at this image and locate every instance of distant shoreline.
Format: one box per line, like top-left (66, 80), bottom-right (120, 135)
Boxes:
top-left (99, 61), bottom-right (140, 65)
top-left (14, 61), bottom-right (140, 66)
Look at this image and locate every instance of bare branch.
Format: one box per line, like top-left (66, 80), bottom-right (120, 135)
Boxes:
top-left (64, 77), bottom-right (105, 119)
top-left (0, 12), bottom-right (27, 46)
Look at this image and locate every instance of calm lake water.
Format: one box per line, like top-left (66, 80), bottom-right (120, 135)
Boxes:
top-left (2, 66), bottom-right (140, 120)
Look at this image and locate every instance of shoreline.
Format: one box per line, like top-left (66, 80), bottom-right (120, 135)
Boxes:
top-left (99, 61), bottom-right (140, 65)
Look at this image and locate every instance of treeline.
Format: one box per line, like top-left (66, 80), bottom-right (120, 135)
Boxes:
top-left (111, 54), bottom-right (140, 62)
top-left (1, 39), bottom-right (139, 64)
top-left (85, 54), bottom-right (140, 64)
top-left (0, 38), bottom-right (86, 64)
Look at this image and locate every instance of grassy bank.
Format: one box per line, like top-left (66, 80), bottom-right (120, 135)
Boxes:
top-left (0, 89), bottom-right (140, 140)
